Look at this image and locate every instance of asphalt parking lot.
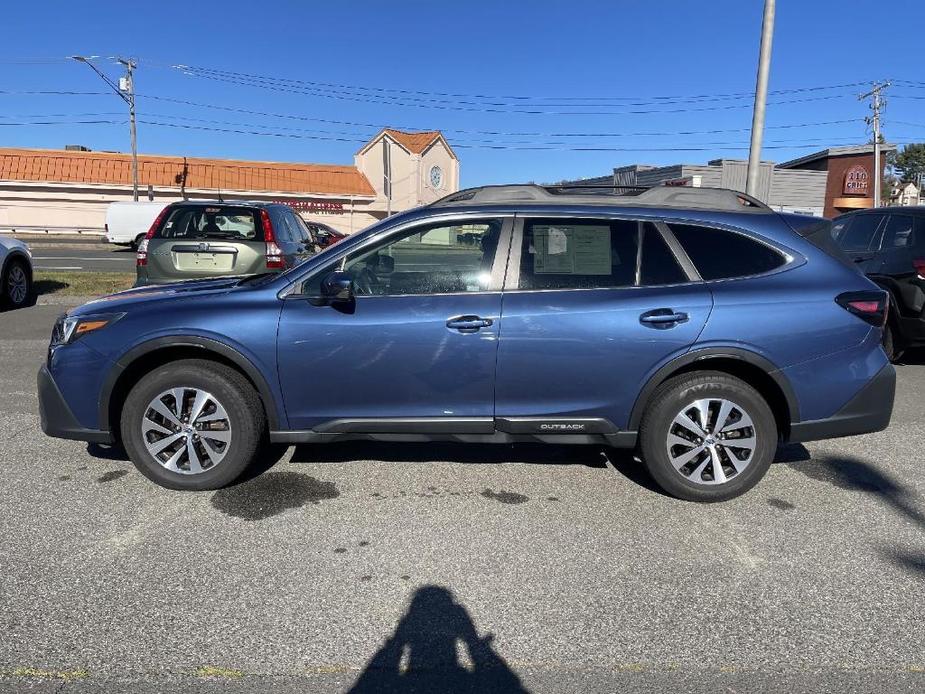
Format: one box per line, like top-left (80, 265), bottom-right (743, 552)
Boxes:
top-left (1, 302), bottom-right (923, 693)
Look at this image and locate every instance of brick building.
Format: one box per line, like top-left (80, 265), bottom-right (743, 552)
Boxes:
top-left (0, 128), bottom-right (459, 235)
top-left (777, 144), bottom-right (896, 218)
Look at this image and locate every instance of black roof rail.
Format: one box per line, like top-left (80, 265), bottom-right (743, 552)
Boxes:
top-left (429, 183), bottom-right (771, 213)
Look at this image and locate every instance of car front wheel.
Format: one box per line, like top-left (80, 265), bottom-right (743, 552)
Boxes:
top-left (121, 359), bottom-right (265, 490)
top-left (2, 258), bottom-right (33, 309)
top-left (638, 371), bottom-right (777, 502)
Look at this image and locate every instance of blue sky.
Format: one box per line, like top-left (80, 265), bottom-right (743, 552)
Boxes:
top-left (1, 0), bottom-right (923, 187)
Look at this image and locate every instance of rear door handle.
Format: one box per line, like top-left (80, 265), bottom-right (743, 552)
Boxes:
top-left (640, 309), bottom-right (689, 327)
top-left (446, 315), bottom-right (493, 332)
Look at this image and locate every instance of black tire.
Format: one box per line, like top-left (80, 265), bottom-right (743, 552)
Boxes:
top-left (638, 371), bottom-right (777, 502)
top-left (882, 322), bottom-right (904, 363)
top-left (120, 359), bottom-right (266, 490)
top-left (130, 234), bottom-right (145, 251)
top-left (1, 257), bottom-right (34, 310)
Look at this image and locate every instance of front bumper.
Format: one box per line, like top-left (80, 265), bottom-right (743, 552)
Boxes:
top-left (37, 364), bottom-right (112, 443)
top-left (788, 363), bottom-right (896, 443)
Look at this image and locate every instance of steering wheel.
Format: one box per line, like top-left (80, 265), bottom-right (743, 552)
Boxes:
top-left (352, 265), bottom-right (377, 296)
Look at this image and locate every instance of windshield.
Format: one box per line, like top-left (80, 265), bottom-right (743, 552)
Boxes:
top-left (155, 206), bottom-right (262, 241)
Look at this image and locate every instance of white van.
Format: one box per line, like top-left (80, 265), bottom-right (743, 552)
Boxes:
top-left (105, 201), bottom-right (170, 249)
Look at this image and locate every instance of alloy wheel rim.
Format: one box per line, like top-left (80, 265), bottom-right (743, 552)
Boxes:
top-left (666, 398), bottom-right (756, 486)
top-left (141, 387), bottom-right (232, 475)
top-left (7, 265), bottom-right (27, 305)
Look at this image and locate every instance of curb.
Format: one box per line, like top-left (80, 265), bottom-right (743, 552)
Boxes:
top-left (36, 295), bottom-right (97, 306)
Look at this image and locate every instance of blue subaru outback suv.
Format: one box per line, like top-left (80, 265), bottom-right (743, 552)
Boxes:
top-left (38, 185), bottom-right (896, 501)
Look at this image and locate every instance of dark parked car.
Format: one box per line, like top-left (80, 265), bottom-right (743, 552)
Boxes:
top-left (307, 221), bottom-right (346, 248)
top-left (40, 185), bottom-right (894, 502)
top-left (135, 201), bottom-right (320, 286)
top-left (831, 206), bottom-right (925, 361)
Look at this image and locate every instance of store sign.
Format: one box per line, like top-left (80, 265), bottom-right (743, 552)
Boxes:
top-left (276, 200), bottom-right (346, 214)
top-left (843, 165), bottom-right (870, 196)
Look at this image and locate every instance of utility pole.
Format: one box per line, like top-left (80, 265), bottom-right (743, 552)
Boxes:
top-left (71, 56), bottom-right (139, 201)
top-left (745, 0), bottom-right (776, 198)
top-left (119, 58), bottom-right (139, 201)
top-left (859, 81), bottom-right (890, 208)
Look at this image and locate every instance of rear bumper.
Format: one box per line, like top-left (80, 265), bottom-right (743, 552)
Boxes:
top-left (37, 364), bottom-right (112, 443)
top-left (788, 363), bottom-right (895, 443)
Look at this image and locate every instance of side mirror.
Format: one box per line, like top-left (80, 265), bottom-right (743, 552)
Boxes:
top-left (317, 270), bottom-right (354, 305)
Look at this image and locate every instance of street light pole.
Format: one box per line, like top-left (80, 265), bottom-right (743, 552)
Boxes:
top-left (70, 56), bottom-right (139, 201)
top-left (745, 0), bottom-right (776, 198)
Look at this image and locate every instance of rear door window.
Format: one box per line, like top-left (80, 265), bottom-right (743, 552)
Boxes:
top-left (269, 207), bottom-right (294, 243)
top-left (639, 222), bottom-right (687, 286)
top-left (514, 218), bottom-right (687, 290)
top-left (882, 214), bottom-right (915, 249)
top-left (832, 214), bottom-right (886, 252)
top-left (668, 223), bottom-right (786, 280)
top-left (287, 212), bottom-right (311, 243)
top-left (156, 206), bottom-right (261, 241)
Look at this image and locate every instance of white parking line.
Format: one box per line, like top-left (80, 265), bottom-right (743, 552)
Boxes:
top-left (32, 256), bottom-right (129, 261)
top-left (35, 265), bottom-right (83, 270)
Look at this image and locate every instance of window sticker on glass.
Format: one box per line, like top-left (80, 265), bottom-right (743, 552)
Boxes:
top-left (533, 225), bottom-right (612, 275)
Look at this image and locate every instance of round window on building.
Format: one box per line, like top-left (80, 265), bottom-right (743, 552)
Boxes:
top-left (429, 165), bottom-right (444, 190)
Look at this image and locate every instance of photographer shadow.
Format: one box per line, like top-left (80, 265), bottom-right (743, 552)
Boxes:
top-left (348, 585), bottom-right (528, 693)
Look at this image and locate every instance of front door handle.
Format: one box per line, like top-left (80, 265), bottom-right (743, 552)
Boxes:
top-left (446, 315), bottom-right (493, 333)
top-left (640, 309), bottom-right (689, 327)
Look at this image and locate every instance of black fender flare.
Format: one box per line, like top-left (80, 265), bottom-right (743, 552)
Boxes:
top-left (98, 335), bottom-right (282, 431)
top-left (626, 347), bottom-right (800, 431)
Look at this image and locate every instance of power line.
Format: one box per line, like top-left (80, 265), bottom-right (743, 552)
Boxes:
top-left (140, 112), bottom-right (876, 148)
top-left (137, 118), bottom-right (903, 152)
top-left (171, 69), bottom-right (857, 116)
top-left (135, 93), bottom-right (860, 139)
top-left (166, 62), bottom-right (868, 103)
top-left (172, 64), bottom-right (866, 110)
top-left (0, 119), bottom-right (126, 126)
top-left (0, 111), bottom-right (123, 118)
top-left (0, 89), bottom-right (109, 96)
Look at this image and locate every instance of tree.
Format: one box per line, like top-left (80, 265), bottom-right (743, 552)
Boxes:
top-left (894, 143), bottom-right (925, 183)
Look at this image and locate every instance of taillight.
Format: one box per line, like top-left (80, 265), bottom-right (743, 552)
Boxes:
top-left (836, 291), bottom-right (888, 328)
top-left (260, 209), bottom-right (285, 269)
top-left (137, 206), bottom-right (169, 267)
top-left (913, 258), bottom-right (925, 279)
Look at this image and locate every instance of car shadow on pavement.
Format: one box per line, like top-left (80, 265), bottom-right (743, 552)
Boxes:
top-left (289, 441), bottom-right (608, 467)
top-left (289, 441), bottom-right (668, 496)
top-left (348, 584), bottom-right (528, 693)
top-left (784, 451), bottom-right (925, 578)
top-left (86, 442), bottom-right (129, 462)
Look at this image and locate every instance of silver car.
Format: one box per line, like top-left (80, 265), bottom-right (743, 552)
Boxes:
top-left (136, 201), bottom-right (320, 286)
top-left (0, 235), bottom-right (34, 309)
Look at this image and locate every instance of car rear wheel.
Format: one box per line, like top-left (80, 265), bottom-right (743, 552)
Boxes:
top-left (121, 359), bottom-right (265, 490)
top-left (131, 233), bottom-right (145, 251)
top-left (2, 258), bottom-right (33, 309)
top-left (638, 371), bottom-right (777, 502)
top-left (882, 322), bottom-right (904, 363)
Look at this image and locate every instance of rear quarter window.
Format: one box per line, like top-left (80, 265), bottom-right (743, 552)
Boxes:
top-left (668, 223), bottom-right (786, 281)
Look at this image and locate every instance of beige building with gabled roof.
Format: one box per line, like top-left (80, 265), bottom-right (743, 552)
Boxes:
top-left (355, 128), bottom-right (459, 214)
top-left (0, 128), bottom-right (459, 236)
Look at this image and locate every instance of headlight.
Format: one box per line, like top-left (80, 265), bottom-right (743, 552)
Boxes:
top-left (50, 313), bottom-right (124, 346)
